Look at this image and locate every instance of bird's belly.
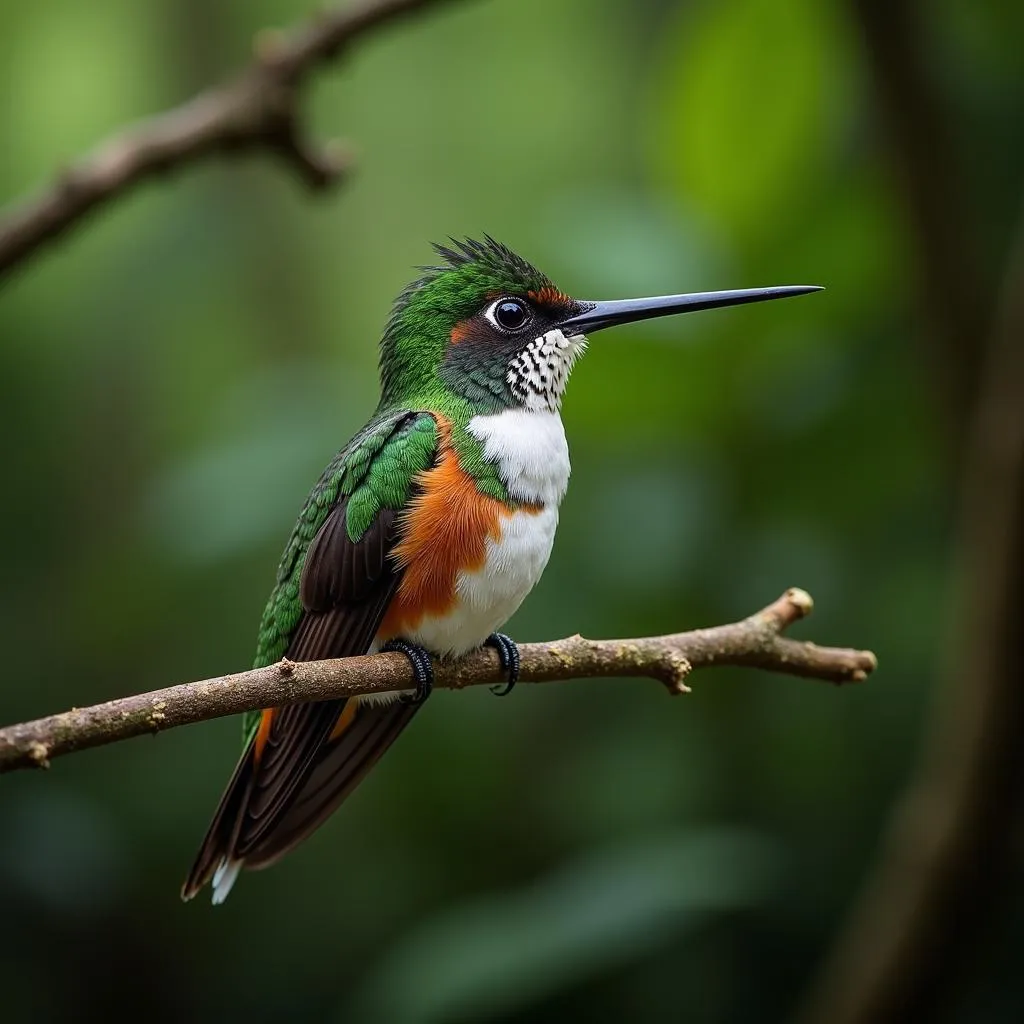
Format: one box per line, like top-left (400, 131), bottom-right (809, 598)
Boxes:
top-left (400, 505), bottom-right (558, 657)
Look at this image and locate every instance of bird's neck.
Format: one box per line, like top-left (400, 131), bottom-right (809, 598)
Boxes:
top-left (458, 406), bottom-right (570, 509)
top-left (379, 387), bottom-right (569, 509)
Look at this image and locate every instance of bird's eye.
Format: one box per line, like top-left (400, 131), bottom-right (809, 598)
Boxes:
top-left (488, 298), bottom-right (531, 332)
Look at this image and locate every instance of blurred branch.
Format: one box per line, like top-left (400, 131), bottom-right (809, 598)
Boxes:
top-left (0, 589), bottom-right (876, 774)
top-left (848, 0), bottom-right (988, 430)
top-left (798, 3), bottom-right (1024, 1016)
top-left (799, 196), bottom-right (1024, 1024)
top-left (0, 0), bottom-right (466, 281)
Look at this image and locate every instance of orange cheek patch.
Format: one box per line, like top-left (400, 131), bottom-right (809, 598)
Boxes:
top-left (450, 320), bottom-right (472, 344)
top-left (379, 418), bottom-right (514, 637)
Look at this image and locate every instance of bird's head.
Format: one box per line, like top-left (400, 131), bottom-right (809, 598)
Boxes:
top-left (379, 236), bottom-right (820, 414)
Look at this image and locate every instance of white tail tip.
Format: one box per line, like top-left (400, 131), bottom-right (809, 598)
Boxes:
top-left (211, 858), bottom-right (242, 905)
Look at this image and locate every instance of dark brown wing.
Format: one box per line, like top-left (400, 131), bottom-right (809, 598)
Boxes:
top-left (231, 504), bottom-right (401, 847)
top-left (182, 497), bottom-right (417, 900)
top-left (239, 695), bottom-right (419, 869)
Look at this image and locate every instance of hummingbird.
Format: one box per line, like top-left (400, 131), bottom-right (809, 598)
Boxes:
top-left (181, 236), bottom-right (819, 903)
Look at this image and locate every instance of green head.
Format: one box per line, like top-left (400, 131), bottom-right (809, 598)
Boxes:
top-left (379, 236), bottom-right (821, 414)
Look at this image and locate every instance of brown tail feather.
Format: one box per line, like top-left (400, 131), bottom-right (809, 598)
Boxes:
top-left (180, 697), bottom-right (424, 898)
top-left (241, 698), bottom-right (421, 870)
top-left (179, 741), bottom-right (257, 901)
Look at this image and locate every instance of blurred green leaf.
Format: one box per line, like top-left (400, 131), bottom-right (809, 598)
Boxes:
top-left (650, 0), bottom-right (838, 243)
top-left (140, 361), bottom-right (352, 563)
top-left (0, 791), bottom-right (130, 914)
top-left (539, 185), bottom-right (728, 299)
top-left (345, 829), bottom-right (780, 1024)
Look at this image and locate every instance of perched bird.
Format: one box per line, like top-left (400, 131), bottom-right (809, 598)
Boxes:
top-left (181, 237), bottom-right (819, 903)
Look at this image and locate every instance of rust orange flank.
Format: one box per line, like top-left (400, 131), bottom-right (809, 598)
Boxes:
top-left (379, 417), bottom-right (513, 638)
top-left (253, 707), bottom-right (275, 762)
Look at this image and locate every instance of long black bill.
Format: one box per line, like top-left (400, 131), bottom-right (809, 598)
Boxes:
top-left (559, 285), bottom-right (823, 334)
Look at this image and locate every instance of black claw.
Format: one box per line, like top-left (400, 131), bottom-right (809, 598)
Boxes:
top-left (382, 639), bottom-right (434, 704)
top-left (485, 632), bottom-right (520, 696)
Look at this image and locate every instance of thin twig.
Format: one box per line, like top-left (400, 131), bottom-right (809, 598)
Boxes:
top-left (0, 589), bottom-right (876, 774)
top-left (0, 0), bottom-right (466, 281)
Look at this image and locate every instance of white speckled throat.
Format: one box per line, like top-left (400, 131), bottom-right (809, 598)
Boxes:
top-left (506, 328), bottom-right (588, 413)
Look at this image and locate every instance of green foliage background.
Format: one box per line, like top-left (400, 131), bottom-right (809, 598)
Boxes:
top-left (1, 0), bottom-right (1021, 1021)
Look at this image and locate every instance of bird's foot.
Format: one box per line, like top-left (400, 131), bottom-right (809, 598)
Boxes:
top-left (381, 638), bottom-right (434, 705)
top-left (485, 632), bottom-right (520, 696)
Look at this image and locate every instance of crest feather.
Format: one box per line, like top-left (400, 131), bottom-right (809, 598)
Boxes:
top-left (383, 236), bottom-right (553, 340)
top-left (425, 235), bottom-right (542, 282)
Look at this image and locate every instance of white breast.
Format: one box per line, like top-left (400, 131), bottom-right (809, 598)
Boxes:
top-left (407, 504), bottom-right (559, 657)
top-left (467, 408), bottom-right (571, 507)
top-left (402, 409), bottom-right (570, 657)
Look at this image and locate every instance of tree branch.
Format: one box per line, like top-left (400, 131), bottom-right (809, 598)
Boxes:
top-left (796, 3), bottom-right (1024, 1017)
top-left (797, 196), bottom-right (1024, 1024)
top-left (0, 0), bottom-right (466, 281)
top-left (0, 589), bottom-right (875, 774)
